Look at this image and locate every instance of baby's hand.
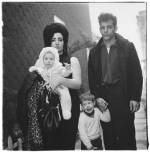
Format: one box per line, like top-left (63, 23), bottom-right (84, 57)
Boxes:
top-left (37, 68), bottom-right (43, 74)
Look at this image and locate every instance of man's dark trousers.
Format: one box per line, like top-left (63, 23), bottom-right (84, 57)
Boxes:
top-left (100, 82), bottom-right (136, 150)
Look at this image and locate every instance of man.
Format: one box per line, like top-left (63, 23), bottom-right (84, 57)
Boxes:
top-left (88, 13), bottom-right (143, 150)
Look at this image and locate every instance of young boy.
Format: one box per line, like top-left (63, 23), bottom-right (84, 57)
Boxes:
top-left (7, 123), bottom-right (23, 150)
top-left (29, 47), bottom-right (72, 120)
top-left (78, 92), bottom-right (111, 150)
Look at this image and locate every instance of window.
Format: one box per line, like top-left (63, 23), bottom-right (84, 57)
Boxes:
top-left (54, 15), bottom-right (66, 25)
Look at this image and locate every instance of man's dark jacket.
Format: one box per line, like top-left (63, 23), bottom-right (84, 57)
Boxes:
top-left (88, 33), bottom-right (143, 103)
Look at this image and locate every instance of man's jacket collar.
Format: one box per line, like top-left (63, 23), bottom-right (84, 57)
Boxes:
top-left (96, 33), bottom-right (129, 50)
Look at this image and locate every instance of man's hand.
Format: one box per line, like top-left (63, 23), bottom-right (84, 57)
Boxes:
top-left (96, 98), bottom-right (108, 112)
top-left (92, 146), bottom-right (98, 150)
top-left (130, 100), bottom-right (140, 113)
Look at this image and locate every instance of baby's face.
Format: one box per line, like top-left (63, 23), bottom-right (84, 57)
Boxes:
top-left (43, 52), bottom-right (55, 69)
top-left (82, 100), bottom-right (95, 114)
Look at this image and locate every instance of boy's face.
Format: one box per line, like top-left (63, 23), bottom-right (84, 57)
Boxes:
top-left (43, 52), bottom-right (55, 69)
top-left (13, 124), bottom-right (22, 136)
top-left (99, 19), bottom-right (117, 41)
top-left (82, 100), bottom-right (95, 114)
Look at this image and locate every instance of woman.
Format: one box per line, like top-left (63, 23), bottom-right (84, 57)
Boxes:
top-left (17, 23), bottom-right (81, 150)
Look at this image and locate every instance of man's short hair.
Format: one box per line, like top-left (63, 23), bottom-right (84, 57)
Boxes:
top-left (98, 13), bottom-right (117, 27)
top-left (80, 91), bottom-right (95, 104)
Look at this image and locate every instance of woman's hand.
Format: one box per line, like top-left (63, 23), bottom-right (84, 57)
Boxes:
top-left (64, 63), bottom-right (71, 70)
top-left (50, 73), bottom-right (64, 90)
top-left (60, 57), bottom-right (81, 89)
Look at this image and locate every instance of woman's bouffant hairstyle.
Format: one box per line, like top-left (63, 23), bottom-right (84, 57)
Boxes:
top-left (98, 13), bottom-right (117, 27)
top-left (43, 23), bottom-right (69, 56)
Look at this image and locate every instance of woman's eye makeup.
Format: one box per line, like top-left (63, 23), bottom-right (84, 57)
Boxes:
top-left (51, 38), bottom-right (63, 42)
top-left (51, 38), bottom-right (55, 42)
top-left (58, 38), bottom-right (63, 41)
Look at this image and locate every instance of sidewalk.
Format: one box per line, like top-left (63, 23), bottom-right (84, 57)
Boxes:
top-left (135, 102), bottom-right (148, 149)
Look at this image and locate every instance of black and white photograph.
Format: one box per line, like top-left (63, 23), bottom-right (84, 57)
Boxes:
top-left (2, 1), bottom-right (148, 150)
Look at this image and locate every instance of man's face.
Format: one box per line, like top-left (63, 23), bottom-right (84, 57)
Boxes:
top-left (99, 19), bottom-right (117, 41)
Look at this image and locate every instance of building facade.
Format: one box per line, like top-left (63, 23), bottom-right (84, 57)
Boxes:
top-left (136, 10), bottom-right (146, 104)
top-left (2, 2), bottom-right (92, 148)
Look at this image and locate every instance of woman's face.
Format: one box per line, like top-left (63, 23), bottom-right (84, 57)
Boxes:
top-left (51, 33), bottom-right (64, 55)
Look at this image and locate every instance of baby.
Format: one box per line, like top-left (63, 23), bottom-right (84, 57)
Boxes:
top-left (29, 47), bottom-right (72, 120)
top-left (78, 92), bottom-right (111, 150)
